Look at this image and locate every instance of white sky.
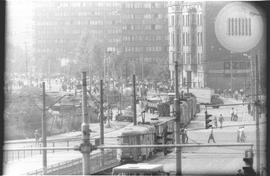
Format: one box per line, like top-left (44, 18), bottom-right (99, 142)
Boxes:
top-left (6, 0), bottom-right (33, 47)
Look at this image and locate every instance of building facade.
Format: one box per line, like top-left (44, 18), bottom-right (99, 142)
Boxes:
top-left (168, 1), bottom-right (205, 89)
top-left (168, 1), bottom-right (265, 92)
top-left (32, 1), bottom-right (169, 81)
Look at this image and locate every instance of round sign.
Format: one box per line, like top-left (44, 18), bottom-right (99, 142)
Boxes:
top-left (215, 2), bottom-right (263, 53)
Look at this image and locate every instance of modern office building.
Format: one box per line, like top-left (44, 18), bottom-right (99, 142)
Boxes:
top-left (33, 1), bottom-right (122, 75)
top-left (120, 2), bottom-right (168, 81)
top-left (32, 1), bottom-right (169, 80)
top-left (168, 1), bottom-right (205, 89)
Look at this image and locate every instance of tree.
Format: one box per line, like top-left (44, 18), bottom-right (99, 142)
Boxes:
top-left (91, 43), bottom-right (105, 78)
top-left (73, 32), bottom-right (105, 78)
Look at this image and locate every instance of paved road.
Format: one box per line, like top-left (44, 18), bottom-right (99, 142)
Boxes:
top-left (143, 96), bottom-right (266, 175)
top-left (3, 120), bottom-right (132, 175)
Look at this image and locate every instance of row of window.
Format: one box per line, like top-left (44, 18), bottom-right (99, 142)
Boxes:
top-left (123, 35), bottom-right (164, 42)
top-left (227, 18), bottom-right (252, 36)
top-left (124, 46), bottom-right (166, 53)
top-left (170, 52), bottom-right (203, 65)
top-left (224, 61), bottom-right (250, 70)
top-left (55, 10), bottom-right (120, 17)
top-left (123, 2), bottom-right (165, 9)
top-left (36, 20), bottom-right (121, 27)
top-left (146, 46), bottom-right (163, 52)
top-left (123, 24), bottom-right (163, 30)
top-left (57, 2), bottom-right (121, 8)
top-left (169, 13), bottom-right (203, 26)
top-left (123, 13), bottom-right (164, 20)
top-left (170, 31), bottom-right (203, 46)
top-left (129, 57), bottom-right (158, 63)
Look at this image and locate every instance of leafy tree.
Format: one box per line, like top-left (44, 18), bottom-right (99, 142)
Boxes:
top-left (73, 32), bottom-right (105, 78)
top-left (91, 43), bottom-right (105, 78)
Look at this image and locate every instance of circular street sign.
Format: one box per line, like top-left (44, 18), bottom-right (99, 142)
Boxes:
top-left (215, 2), bottom-right (263, 53)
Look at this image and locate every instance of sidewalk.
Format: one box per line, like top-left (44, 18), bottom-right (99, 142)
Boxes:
top-left (3, 150), bottom-right (81, 175)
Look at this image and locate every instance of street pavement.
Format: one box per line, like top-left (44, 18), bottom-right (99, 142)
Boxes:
top-left (144, 96), bottom-right (266, 175)
top-left (3, 120), bottom-right (131, 175)
top-left (4, 93), bottom-right (266, 175)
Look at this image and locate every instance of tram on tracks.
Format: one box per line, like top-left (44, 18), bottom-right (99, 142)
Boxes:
top-left (116, 93), bottom-right (198, 164)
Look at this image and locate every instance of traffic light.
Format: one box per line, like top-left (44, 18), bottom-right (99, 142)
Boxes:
top-left (242, 149), bottom-right (256, 176)
top-left (205, 111), bottom-right (212, 129)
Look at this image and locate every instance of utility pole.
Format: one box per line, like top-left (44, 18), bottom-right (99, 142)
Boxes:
top-left (230, 59), bottom-right (233, 93)
top-left (89, 64), bottom-right (92, 96)
top-left (141, 56), bottom-right (144, 82)
top-left (100, 79), bottom-right (104, 166)
top-left (24, 42), bottom-right (29, 85)
top-left (125, 61), bottom-right (128, 85)
top-left (255, 55), bottom-right (260, 175)
top-left (132, 74), bottom-right (137, 125)
top-left (250, 57), bottom-right (254, 120)
top-left (42, 82), bottom-right (47, 174)
top-left (81, 72), bottom-right (90, 175)
top-left (174, 61), bottom-right (182, 175)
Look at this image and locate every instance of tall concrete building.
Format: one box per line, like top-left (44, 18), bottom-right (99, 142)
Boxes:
top-left (33, 1), bottom-right (122, 75)
top-left (168, 1), bottom-right (205, 89)
top-left (168, 1), bottom-right (265, 93)
top-left (32, 1), bottom-right (168, 80)
top-left (120, 2), bottom-right (168, 81)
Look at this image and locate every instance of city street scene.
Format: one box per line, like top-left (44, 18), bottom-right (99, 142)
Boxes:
top-left (5, 1), bottom-right (267, 176)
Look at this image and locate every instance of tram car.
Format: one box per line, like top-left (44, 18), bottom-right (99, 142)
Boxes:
top-left (143, 93), bottom-right (198, 119)
top-left (117, 117), bottom-right (175, 164)
top-left (116, 125), bottom-right (156, 163)
top-left (180, 93), bottom-right (198, 125)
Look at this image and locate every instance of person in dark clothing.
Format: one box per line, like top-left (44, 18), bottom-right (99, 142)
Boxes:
top-left (34, 129), bottom-right (40, 145)
top-left (248, 103), bottom-right (251, 114)
top-left (208, 127), bottom-right (216, 143)
top-left (214, 116), bottom-right (218, 128)
top-left (219, 114), bottom-right (224, 128)
top-left (183, 128), bottom-right (188, 143)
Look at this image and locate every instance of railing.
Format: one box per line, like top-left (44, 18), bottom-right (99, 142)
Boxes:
top-left (26, 149), bottom-right (119, 175)
top-left (4, 138), bottom-right (96, 162)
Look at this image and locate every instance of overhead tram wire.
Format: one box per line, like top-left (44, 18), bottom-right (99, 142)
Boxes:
top-left (4, 143), bottom-right (253, 151)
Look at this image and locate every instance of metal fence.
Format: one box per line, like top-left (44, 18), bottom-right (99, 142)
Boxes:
top-left (4, 138), bottom-right (96, 162)
top-left (26, 149), bottom-right (119, 175)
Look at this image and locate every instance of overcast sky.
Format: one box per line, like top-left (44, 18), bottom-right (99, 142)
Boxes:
top-left (6, 0), bottom-right (33, 47)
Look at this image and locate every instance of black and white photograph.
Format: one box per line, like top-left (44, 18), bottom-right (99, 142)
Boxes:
top-left (3, 1), bottom-right (268, 175)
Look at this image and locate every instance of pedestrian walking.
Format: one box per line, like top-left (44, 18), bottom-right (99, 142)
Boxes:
top-left (208, 127), bottom-right (216, 143)
top-left (240, 126), bottom-right (246, 143)
top-left (184, 128), bottom-right (188, 143)
top-left (237, 127), bottom-right (241, 142)
top-left (230, 108), bottom-right (235, 121)
top-left (141, 110), bottom-right (146, 123)
top-left (234, 109), bottom-right (238, 121)
top-left (34, 129), bottom-right (40, 145)
top-left (218, 114), bottom-right (224, 128)
top-left (181, 128), bottom-right (188, 143)
top-left (248, 103), bottom-right (251, 114)
top-left (214, 116), bottom-right (218, 128)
